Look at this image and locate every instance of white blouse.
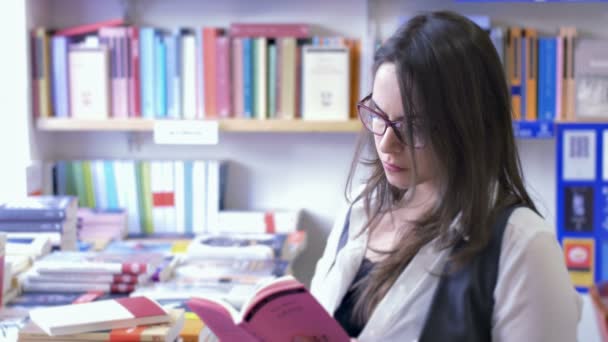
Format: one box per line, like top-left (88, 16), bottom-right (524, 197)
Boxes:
top-left (310, 201), bottom-right (582, 342)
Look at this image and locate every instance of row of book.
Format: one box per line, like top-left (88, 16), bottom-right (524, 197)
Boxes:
top-left (33, 19), bottom-right (360, 121)
top-left (487, 21), bottom-right (608, 121)
top-left (52, 160), bottom-right (226, 236)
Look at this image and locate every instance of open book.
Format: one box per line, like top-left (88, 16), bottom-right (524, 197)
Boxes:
top-left (187, 275), bottom-right (350, 342)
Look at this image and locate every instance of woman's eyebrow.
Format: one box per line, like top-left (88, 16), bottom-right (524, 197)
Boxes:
top-left (370, 98), bottom-right (404, 121)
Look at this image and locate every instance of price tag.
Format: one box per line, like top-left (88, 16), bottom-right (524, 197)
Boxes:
top-left (153, 120), bottom-right (219, 145)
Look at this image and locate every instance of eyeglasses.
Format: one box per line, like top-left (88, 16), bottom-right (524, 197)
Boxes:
top-left (357, 94), bottom-right (427, 148)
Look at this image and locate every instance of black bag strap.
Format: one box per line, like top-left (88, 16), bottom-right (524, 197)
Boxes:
top-left (335, 205), bottom-right (353, 256)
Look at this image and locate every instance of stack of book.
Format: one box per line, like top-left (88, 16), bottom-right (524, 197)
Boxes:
top-left (19, 251), bottom-right (172, 294)
top-left (0, 196), bottom-right (78, 251)
top-left (77, 208), bottom-right (128, 248)
top-left (19, 296), bottom-right (184, 342)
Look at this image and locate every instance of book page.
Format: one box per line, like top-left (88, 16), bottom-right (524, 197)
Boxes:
top-left (187, 297), bottom-right (254, 341)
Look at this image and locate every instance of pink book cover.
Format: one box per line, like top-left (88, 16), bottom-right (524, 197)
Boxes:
top-left (216, 36), bottom-right (232, 118)
top-left (232, 38), bottom-right (245, 118)
top-left (230, 23), bottom-right (310, 39)
top-left (128, 27), bottom-right (141, 117)
top-left (187, 276), bottom-right (350, 342)
top-left (555, 35), bottom-right (563, 121)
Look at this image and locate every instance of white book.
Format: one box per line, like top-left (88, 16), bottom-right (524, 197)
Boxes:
top-left (174, 161), bottom-right (186, 234)
top-left (196, 29), bottom-right (206, 118)
top-left (92, 160), bottom-right (108, 210)
top-left (69, 47), bottom-right (110, 119)
top-left (192, 161), bottom-right (207, 233)
top-left (182, 34), bottom-right (197, 119)
top-left (29, 296), bottom-right (170, 336)
top-left (216, 210), bottom-right (301, 234)
top-left (163, 161), bottom-right (176, 233)
top-left (206, 161), bottom-right (222, 235)
top-left (302, 45), bottom-right (350, 120)
top-left (122, 161), bottom-right (142, 235)
top-left (6, 233), bottom-right (52, 259)
top-left (114, 160), bottom-right (128, 211)
top-left (22, 279), bottom-right (136, 294)
top-left (254, 38), bottom-right (268, 120)
top-left (151, 161), bottom-right (165, 234)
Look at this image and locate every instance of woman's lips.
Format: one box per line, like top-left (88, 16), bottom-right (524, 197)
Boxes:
top-left (383, 162), bottom-right (406, 173)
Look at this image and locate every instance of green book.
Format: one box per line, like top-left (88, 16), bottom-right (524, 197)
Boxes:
top-left (71, 161), bottom-right (86, 208)
top-left (82, 161), bottom-right (96, 208)
top-left (137, 161), bottom-right (154, 234)
top-left (268, 44), bottom-right (277, 118)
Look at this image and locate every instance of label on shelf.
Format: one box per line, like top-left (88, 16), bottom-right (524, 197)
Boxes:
top-left (153, 120), bottom-right (219, 145)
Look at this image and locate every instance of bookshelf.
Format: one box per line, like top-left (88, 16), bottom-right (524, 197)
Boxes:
top-left (36, 118), bottom-right (363, 133)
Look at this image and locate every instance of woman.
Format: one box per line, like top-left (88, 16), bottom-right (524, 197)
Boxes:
top-left (310, 11), bottom-right (581, 342)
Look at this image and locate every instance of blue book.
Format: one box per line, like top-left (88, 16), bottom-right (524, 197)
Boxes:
top-left (521, 36), bottom-right (527, 120)
top-left (103, 161), bottom-right (119, 210)
top-left (174, 30), bottom-right (184, 118)
top-left (0, 221), bottom-right (66, 232)
top-left (0, 196), bottom-right (77, 221)
top-left (51, 36), bottom-right (69, 117)
top-left (155, 35), bottom-right (167, 117)
top-left (268, 44), bottom-right (277, 118)
top-left (242, 38), bottom-right (253, 118)
top-left (165, 34), bottom-right (178, 118)
top-left (538, 38), bottom-right (557, 121)
top-left (140, 28), bottom-right (156, 118)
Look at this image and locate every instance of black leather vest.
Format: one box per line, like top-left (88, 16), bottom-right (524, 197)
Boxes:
top-left (334, 205), bottom-right (518, 341)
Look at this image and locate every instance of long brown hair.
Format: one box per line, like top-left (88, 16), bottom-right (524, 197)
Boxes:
top-left (345, 11), bottom-right (538, 325)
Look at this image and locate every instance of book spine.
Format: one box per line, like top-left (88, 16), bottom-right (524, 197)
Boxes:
top-left (184, 161), bottom-right (194, 234)
top-left (174, 161), bottom-right (186, 234)
top-left (151, 161), bottom-right (166, 233)
top-left (104, 160), bottom-right (119, 210)
top-left (555, 33), bottom-right (564, 121)
top-left (232, 38), bottom-right (244, 118)
top-left (0, 221), bottom-right (64, 232)
top-left (216, 36), bottom-right (232, 118)
top-left (155, 36), bottom-right (167, 117)
top-left (92, 160), bottom-right (108, 209)
top-left (229, 23), bottom-right (310, 38)
top-left (525, 29), bottom-right (538, 121)
top-left (140, 28), bottom-right (156, 118)
top-left (129, 27), bottom-right (141, 117)
top-left (508, 27), bottom-right (522, 121)
top-left (191, 161), bottom-right (206, 234)
top-left (37, 28), bottom-right (53, 118)
top-left (166, 34), bottom-right (178, 118)
top-left (520, 35), bottom-right (527, 120)
top-left (163, 161), bottom-right (176, 234)
top-left (268, 43), bottom-right (277, 118)
top-left (196, 29), bottom-right (206, 119)
top-left (253, 38), bottom-right (268, 120)
top-left (242, 38), bottom-right (253, 118)
top-left (182, 33), bottom-right (197, 119)
top-left (31, 33), bottom-right (40, 119)
top-left (51, 36), bottom-right (70, 117)
top-left (140, 161), bottom-right (154, 234)
top-left (206, 161), bottom-right (220, 235)
top-left (203, 28), bottom-right (220, 118)
top-left (0, 209), bottom-right (67, 221)
top-left (0, 234), bottom-right (4, 307)
top-left (82, 161), bottom-right (96, 208)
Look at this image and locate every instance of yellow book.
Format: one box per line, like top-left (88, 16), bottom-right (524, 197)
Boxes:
top-left (35, 28), bottom-right (53, 118)
top-left (507, 27), bottom-right (522, 120)
top-left (524, 28), bottom-right (538, 121)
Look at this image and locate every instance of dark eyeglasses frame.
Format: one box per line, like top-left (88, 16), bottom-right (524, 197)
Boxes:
top-left (356, 93), bottom-right (425, 148)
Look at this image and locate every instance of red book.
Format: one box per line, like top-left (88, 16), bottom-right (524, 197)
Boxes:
top-left (203, 28), bottom-right (222, 118)
top-left (128, 27), bottom-right (141, 117)
top-left (230, 23), bottom-right (310, 38)
top-left (55, 18), bottom-right (124, 37)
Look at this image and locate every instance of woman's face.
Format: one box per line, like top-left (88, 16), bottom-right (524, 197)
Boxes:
top-left (370, 63), bottom-right (437, 190)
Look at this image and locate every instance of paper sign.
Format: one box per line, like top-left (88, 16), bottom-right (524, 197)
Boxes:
top-left (564, 238), bottom-right (595, 287)
top-left (562, 130), bottom-right (596, 181)
top-left (154, 120), bottom-right (219, 145)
